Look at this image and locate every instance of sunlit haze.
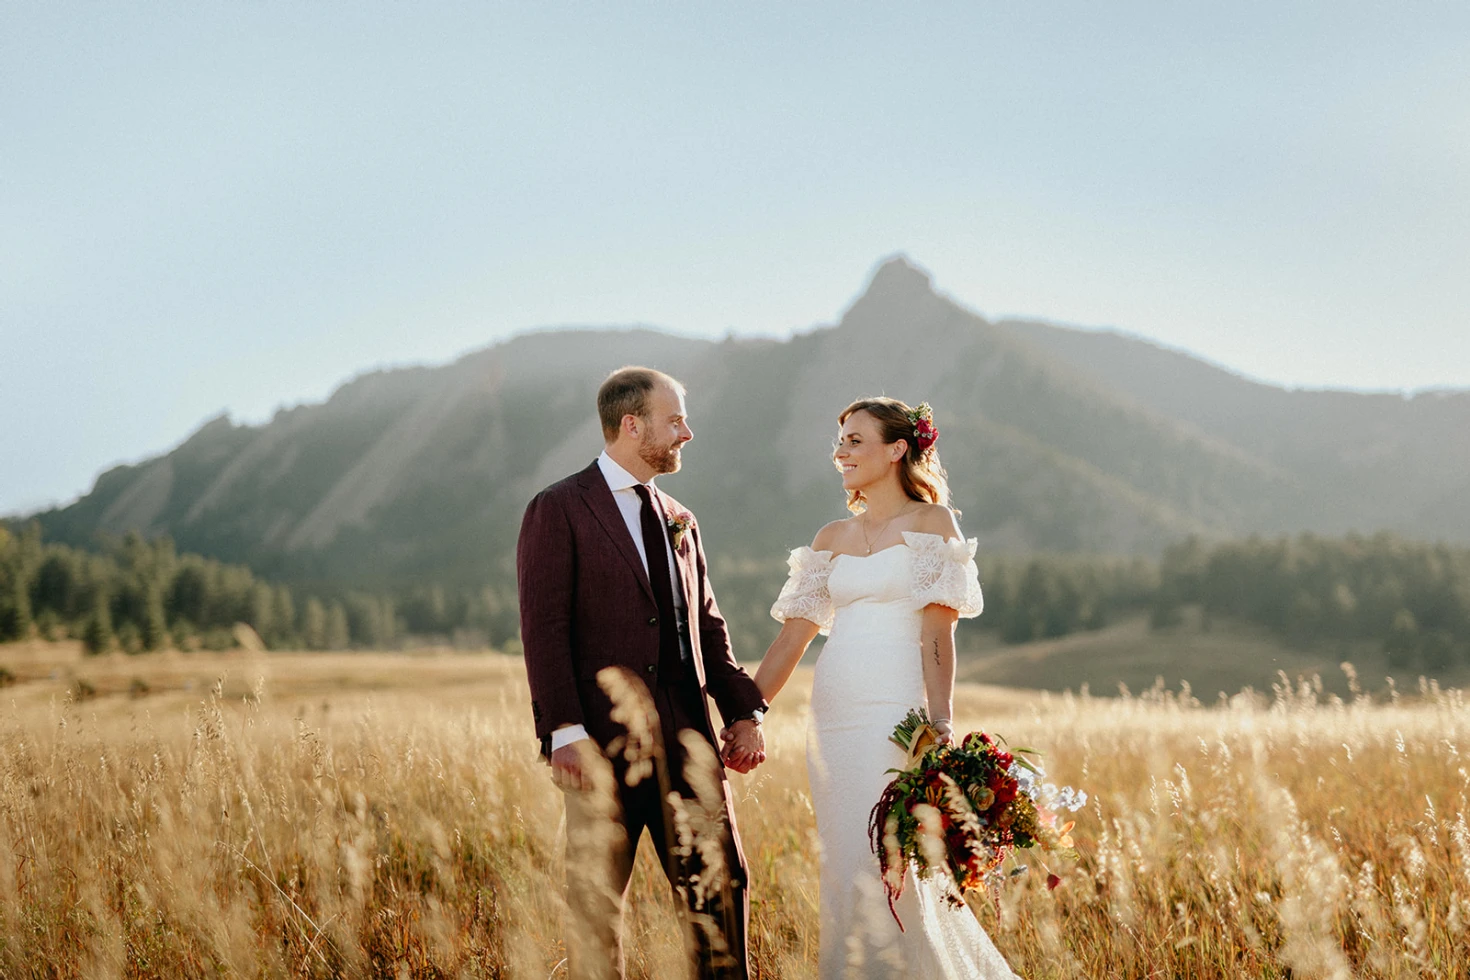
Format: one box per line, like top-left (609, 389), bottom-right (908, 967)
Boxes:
top-left (4, 2), bottom-right (1468, 514)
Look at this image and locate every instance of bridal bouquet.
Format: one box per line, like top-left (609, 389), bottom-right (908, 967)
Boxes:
top-left (868, 708), bottom-right (1087, 925)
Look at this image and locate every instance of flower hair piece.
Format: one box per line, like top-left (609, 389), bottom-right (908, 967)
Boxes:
top-left (906, 402), bottom-right (939, 453)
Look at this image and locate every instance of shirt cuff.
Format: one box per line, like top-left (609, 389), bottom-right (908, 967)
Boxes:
top-left (551, 725), bottom-right (591, 751)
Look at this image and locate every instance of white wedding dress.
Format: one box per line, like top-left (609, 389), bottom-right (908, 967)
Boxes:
top-left (772, 531), bottom-right (1020, 980)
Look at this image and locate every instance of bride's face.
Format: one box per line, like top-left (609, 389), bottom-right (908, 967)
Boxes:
top-left (833, 411), bottom-right (905, 491)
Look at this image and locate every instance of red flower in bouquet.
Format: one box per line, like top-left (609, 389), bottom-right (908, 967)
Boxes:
top-left (869, 708), bottom-right (1086, 928)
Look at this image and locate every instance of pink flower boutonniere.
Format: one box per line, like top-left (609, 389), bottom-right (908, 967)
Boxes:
top-left (668, 512), bottom-right (694, 549)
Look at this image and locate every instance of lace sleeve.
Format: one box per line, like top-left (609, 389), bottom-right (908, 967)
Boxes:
top-left (770, 546), bottom-right (837, 635)
top-left (903, 531), bottom-right (984, 618)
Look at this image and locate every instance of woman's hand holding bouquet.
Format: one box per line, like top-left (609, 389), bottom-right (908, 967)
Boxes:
top-left (869, 708), bottom-right (1088, 926)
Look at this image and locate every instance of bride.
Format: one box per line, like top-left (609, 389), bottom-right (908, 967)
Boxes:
top-left (728, 397), bottom-right (1020, 980)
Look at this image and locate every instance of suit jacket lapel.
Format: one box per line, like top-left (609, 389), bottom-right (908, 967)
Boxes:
top-left (673, 531), bottom-right (706, 677)
top-left (655, 489), bottom-right (701, 632)
top-left (676, 541), bottom-right (699, 654)
top-left (576, 461), bottom-right (656, 605)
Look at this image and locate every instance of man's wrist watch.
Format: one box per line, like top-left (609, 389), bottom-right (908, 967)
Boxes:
top-left (732, 707), bottom-right (765, 725)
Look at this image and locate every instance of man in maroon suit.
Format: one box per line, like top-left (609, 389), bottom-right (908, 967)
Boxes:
top-left (517, 366), bottom-right (768, 980)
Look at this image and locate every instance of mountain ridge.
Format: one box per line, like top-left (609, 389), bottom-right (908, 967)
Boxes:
top-left (19, 257), bottom-right (1470, 605)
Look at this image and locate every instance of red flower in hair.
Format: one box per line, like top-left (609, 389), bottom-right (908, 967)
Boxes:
top-left (907, 402), bottom-right (939, 452)
top-left (915, 419), bottom-right (938, 451)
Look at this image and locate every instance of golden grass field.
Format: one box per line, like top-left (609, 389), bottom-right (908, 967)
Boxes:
top-left (1, 641), bottom-right (1467, 979)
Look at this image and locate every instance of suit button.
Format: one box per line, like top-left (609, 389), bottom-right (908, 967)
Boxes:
top-left (646, 664), bottom-right (656, 674)
top-left (648, 616), bottom-right (657, 625)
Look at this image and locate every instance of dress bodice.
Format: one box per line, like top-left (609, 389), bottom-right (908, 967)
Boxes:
top-left (827, 544), bottom-right (915, 609)
top-left (770, 530), bottom-right (984, 636)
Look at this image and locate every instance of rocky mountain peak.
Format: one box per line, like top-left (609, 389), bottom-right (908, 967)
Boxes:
top-left (23, 255), bottom-right (1470, 602)
top-left (865, 254), bottom-right (935, 297)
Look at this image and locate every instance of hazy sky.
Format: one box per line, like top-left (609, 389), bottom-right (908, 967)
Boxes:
top-left (4, 2), bottom-right (1468, 515)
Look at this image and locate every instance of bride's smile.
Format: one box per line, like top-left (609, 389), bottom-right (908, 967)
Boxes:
top-left (833, 411), bottom-right (907, 493)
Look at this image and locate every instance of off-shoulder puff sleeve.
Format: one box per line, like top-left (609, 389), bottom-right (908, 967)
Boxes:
top-left (903, 531), bottom-right (984, 618)
top-left (770, 546), bottom-right (837, 635)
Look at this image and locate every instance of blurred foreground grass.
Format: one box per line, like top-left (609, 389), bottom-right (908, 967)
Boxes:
top-left (1, 642), bottom-right (1467, 978)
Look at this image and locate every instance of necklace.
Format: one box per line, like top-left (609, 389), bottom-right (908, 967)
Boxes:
top-left (861, 502), bottom-right (911, 555)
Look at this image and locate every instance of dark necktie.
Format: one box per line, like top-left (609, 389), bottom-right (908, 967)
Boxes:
top-left (633, 484), bottom-right (683, 675)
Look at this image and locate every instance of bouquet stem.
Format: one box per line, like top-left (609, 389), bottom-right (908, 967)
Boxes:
top-left (889, 707), bottom-right (940, 768)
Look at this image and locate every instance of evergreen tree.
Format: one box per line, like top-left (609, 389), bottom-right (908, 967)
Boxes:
top-left (1385, 609), bottom-right (1419, 669)
top-left (141, 584), bottom-right (168, 651)
top-left (1420, 630), bottom-right (1456, 672)
top-left (346, 592), bottom-right (397, 648)
top-left (379, 596), bottom-right (399, 647)
top-left (34, 552), bottom-right (79, 621)
top-left (0, 524), bottom-right (416, 653)
top-left (274, 585), bottom-right (296, 647)
top-left (169, 562), bottom-right (208, 627)
top-left (326, 601), bottom-right (350, 650)
top-left (1006, 562), bottom-right (1055, 644)
top-left (248, 582), bottom-right (276, 647)
top-left (1045, 569), bottom-right (1083, 638)
top-left (0, 575), bottom-right (30, 642)
top-left (1149, 595), bottom-right (1184, 630)
top-left (303, 597), bottom-right (327, 650)
top-left (82, 594), bottom-right (114, 656)
top-left (116, 620), bottom-right (143, 654)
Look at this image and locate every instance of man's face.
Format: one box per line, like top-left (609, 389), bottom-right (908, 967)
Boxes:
top-left (637, 383), bottom-right (693, 475)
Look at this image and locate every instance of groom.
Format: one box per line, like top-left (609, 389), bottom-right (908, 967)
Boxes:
top-left (516, 366), bottom-right (768, 980)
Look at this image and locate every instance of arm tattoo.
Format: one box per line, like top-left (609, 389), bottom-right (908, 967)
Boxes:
top-left (931, 638), bottom-right (941, 666)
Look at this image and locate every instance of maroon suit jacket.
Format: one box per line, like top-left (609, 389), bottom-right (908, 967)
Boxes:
top-left (516, 460), bottom-right (766, 755)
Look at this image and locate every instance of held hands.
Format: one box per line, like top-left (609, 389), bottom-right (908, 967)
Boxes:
top-left (554, 722), bottom-right (764, 787)
top-left (550, 739), bottom-right (599, 792)
top-left (719, 718), bottom-right (766, 774)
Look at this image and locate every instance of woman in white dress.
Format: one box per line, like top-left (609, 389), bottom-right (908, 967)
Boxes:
top-left (732, 397), bottom-right (1020, 980)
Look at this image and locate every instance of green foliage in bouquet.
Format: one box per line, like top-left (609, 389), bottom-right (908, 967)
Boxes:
top-left (870, 708), bottom-right (1084, 927)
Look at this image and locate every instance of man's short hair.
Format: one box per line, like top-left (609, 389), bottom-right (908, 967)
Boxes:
top-left (597, 366), bottom-right (684, 441)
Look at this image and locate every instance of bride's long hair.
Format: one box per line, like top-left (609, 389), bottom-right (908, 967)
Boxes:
top-left (835, 397), bottom-right (953, 514)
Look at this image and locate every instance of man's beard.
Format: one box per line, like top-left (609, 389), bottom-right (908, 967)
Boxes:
top-left (639, 436), bottom-right (683, 475)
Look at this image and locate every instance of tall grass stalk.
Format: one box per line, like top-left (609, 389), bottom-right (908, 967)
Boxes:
top-left (0, 650), bottom-right (1465, 978)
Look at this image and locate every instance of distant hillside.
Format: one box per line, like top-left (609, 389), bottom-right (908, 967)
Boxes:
top-left (1004, 319), bottom-right (1470, 542)
top-left (21, 257), bottom-right (1470, 635)
top-left (955, 614), bottom-right (1396, 700)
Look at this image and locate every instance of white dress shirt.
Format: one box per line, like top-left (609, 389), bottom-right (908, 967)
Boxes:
top-left (551, 452), bottom-right (686, 751)
top-left (595, 451), bottom-right (687, 611)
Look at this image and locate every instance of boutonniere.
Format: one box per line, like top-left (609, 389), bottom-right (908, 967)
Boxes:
top-left (668, 512), bottom-right (694, 549)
